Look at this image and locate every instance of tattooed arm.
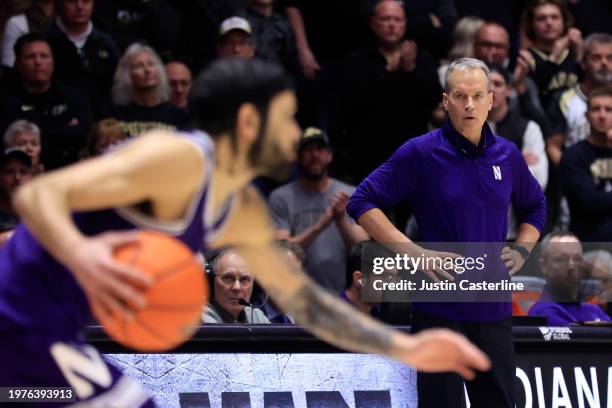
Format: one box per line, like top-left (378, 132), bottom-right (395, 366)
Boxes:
top-left (213, 187), bottom-right (490, 378)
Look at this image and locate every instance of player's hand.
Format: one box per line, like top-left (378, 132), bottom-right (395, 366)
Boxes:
top-left (298, 47), bottom-right (321, 80)
top-left (65, 231), bottom-right (153, 321)
top-left (501, 246), bottom-right (526, 276)
top-left (412, 248), bottom-right (462, 282)
top-left (400, 329), bottom-right (491, 379)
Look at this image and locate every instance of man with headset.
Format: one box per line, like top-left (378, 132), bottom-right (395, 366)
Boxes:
top-left (202, 248), bottom-right (270, 324)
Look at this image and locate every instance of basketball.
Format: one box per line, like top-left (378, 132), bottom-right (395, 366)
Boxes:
top-left (97, 230), bottom-right (208, 351)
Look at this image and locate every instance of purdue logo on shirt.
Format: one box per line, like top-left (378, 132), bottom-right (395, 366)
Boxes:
top-left (492, 165), bottom-right (502, 180)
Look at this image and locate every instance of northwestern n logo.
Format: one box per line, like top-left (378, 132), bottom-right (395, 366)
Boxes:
top-left (492, 165), bottom-right (502, 180)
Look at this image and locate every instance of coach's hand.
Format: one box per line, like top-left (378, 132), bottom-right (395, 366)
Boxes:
top-left (400, 329), bottom-right (491, 379)
top-left (413, 248), bottom-right (462, 282)
top-left (501, 246), bottom-right (526, 276)
top-left (66, 231), bottom-right (153, 321)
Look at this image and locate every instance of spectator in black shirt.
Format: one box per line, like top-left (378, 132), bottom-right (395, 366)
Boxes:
top-left (361, 0), bottom-right (458, 62)
top-left (165, 61), bottom-right (192, 112)
top-left (0, 33), bottom-right (92, 170)
top-left (560, 86), bottom-right (612, 242)
top-left (45, 0), bottom-right (119, 119)
top-left (340, 0), bottom-right (441, 183)
top-left (92, 0), bottom-right (180, 58)
top-left (285, 0), bottom-right (367, 131)
top-left (111, 43), bottom-right (187, 136)
top-left (246, 0), bottom-right (297, 74)
top-left (520, 0), bottom-right (582, 107)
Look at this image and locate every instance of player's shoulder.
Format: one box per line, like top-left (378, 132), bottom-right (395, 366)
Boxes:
top-left (141, 128), bottom-right (210, 155)
top-left (176, 129), bottom-right (214, 154)
top-left (212, 185), bottom-right (275, 247)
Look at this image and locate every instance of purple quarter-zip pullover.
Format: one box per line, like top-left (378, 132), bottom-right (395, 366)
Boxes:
top-left (347, 119), bottom-right (547, 322)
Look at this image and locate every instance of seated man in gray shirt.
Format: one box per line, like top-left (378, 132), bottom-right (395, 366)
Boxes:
top-left (202, 248), bottom-right (270, 324)
top-left (268, 128), bottom-right (369, 292)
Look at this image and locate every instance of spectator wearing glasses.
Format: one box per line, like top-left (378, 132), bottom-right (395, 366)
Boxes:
top-left (528, 231), bottom-right (612, 326)
top-left (202, 249), bottom-right (271, 324)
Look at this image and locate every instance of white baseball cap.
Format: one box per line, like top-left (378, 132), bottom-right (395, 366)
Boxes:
top-left (219, 16), bottom-right (252, 37)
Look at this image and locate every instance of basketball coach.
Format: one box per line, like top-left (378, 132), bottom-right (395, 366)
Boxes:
top-left (347, 58), bottom-right (546, 407)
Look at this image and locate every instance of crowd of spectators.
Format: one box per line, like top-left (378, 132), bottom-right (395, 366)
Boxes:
top-left (0, 0), bottom-right (610, 326)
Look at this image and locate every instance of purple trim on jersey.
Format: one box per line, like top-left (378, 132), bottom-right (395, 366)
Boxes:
top-left (0, 131), bottom-right (215, 332)
top-left (0, 130), bottom-right (223, 396)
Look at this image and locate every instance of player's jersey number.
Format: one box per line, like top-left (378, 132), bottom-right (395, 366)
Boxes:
top-left (50, 342), bottom-right (112, 399)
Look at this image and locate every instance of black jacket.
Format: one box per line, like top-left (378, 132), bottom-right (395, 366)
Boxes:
top-left (339, 45), bottom-right (441, 181)
top-left (45, 21), bottom-right (119, 119)
top-left (560, 140), bottom-right (612, 242)
top-left (0, 82), bottom-right (93, 169)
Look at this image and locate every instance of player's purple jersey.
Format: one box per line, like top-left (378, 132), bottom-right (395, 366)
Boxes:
top-left (0, 130), bottom-right (230, 333)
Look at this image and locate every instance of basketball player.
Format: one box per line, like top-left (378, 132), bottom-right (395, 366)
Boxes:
top-left (0, 59), bottom-right (489, 406)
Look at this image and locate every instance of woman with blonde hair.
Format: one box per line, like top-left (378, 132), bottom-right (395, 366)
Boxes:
top-left (111, 43), bottom-right (186, 136)
top-left (85, 118), bottom-right (130, 157)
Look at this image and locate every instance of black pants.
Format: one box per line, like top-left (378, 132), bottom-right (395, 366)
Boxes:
top-left (411, 311), bottom-right (515, 408)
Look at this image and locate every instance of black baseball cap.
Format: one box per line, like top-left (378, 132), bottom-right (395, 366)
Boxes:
top-left (0, 148), bottom-right (31, 167)
top-left (297, 127), bottom-right (331, 152)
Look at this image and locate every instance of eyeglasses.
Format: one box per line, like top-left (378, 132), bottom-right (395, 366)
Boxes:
top-left (215, 273), bottom-right (253, 286)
